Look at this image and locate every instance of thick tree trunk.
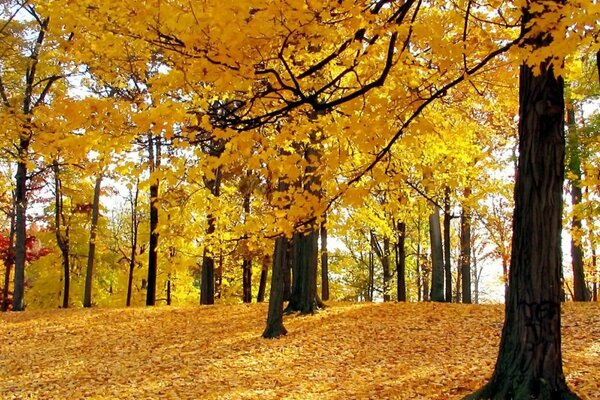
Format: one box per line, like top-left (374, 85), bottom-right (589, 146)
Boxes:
top-left (466, 42), bottom-right (579, 399)
top-left (429, 209), bottom-right (445, 302)
top-left (83, 175), bottom-right (102, 308)
top-left (263, 237), bottom-right (288, 338)
top-left (567, 106), bottom-right (588, 301)
top-left (460, 198), bottom-right (472, 304)
top-left (166, 277), bottom-right (171, 305)
top-left (320, 219), bottom-right (329, 301)
top-left (286, 229), bottom-right (319, 313)
top-left (443, 188), bottom-right (452, 302)
top-left (396, 221), bottom-right (407, 302)
top-left (257, 256), bottom-right (269, 303)
top-left (592, 248), bottom-right (598, 302)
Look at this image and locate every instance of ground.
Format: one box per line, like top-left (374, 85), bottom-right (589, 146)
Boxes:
top-left (1, 302), bottom-right (598, 399)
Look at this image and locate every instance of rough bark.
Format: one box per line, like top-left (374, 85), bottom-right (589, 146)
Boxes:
top-left (263, 237), bottom-right (288, 338)
top-left (286, 229), bottom-right (319, 313)
top-left (396, 221), bottom-right (407, 302)
top-left (320, 218), bottom-right (329, 301)
top-left (460, 196), bottom-right (472, 304)
top-left (429, 209), bottom-right (445, 302)
top-left (566, 106), bottom-right (588, 301)
top-left (83, 175), bottom-right (102, 308)
top-left (466, 31), bottom-right (579, 399)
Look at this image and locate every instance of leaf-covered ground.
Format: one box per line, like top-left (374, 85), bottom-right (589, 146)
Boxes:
top-left (1, 302), bottom-right (599, 399)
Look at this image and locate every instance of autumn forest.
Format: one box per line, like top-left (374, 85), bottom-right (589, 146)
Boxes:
top-left (1, 0), bottom-right (600, 398)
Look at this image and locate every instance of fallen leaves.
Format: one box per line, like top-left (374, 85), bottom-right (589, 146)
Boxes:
top-left (0, 302), bottom-right (598, 399)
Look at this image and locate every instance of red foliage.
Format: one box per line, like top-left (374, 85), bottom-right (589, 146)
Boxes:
top-left (0, 232), bottom-right (50, 310)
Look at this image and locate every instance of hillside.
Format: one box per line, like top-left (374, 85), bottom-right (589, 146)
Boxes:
top-left (1, 302), bottom-right (599, 399)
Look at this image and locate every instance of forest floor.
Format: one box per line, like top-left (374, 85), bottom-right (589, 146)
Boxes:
top-left (1, 302), bottom-right (599, 399)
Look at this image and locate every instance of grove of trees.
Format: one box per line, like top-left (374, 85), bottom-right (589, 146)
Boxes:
top-left (2, 0), bottom-right (600, 398)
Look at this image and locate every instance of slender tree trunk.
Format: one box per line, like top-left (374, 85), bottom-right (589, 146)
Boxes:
top-left (368, 236), bottom-right (375, 302)
top-left (396, 221), bottom-right (407, 302)
top-left (146, 136), bottom-right (161, 306)
top-left (2, 208), bottom-right (15, 311)
top-left (382, 236), bottom-right (391, 302)
top-left (567, 106), bottom-right (588, 301)
top-left (592, 248), bottom-right (597, 302)
top-left (166, 277), bottom-right (171, 306)
top-left (460, 197), bottom-right (472, 304)
top-left (263, 236), bottom-right (288, 338)
top-left (467, 30), bottom-right (579, 398)
top-left (472, 246), bottom-right (479, 305)
top-left (200, 166), bottom-right (221, 305)
top-left (83, 175), bottom-right (102, 308)
top-left (126, 183), bottom-right (139, 307)
top-left (53, 162), bottom-right (70, 309)
top-left (146, 181), bottom-right (159, 306)
top-left (13, 158), bottom-right (28, 312)
top-left (443, 188), bottom-right (452, 302)
top-left (242, 191), bottom-right (252, 303)
top-left (320, 218), bottom-right (329, 301)
top-left (257, 256), bottom-right (269, 303)
top-left (429, 208), bottom-right (445, 302)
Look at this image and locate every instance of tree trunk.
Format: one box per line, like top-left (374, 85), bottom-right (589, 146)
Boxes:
top-left (320, 218), bottom-right (329, 301)
top-left (146, 181), bottom-right (159, 306)
top-left (12, 158), bottom-right (28, 312)
top-left (429, 209), bottom-right (445, 302)
top-left (396, 221), bottom-right (407, 302)
top-left (257, 256), bottom-right (269, 303)
top-left (53, 161), bottom-right (70, 309)
top-left (286, 229), bottom-right (319, 313)
top-left (466, 35), bottom-right (579, 399)
top-left (460, 197), bottom-right (472, 304)
top-left (126, 183), bottom-right (139, 307)
top-left (242, 259), bottom-right (252, 303)
top-left (83, 175), bottom-right (102, 308)
top-left (382, 237), bottom-right (391, 302)
top-left (263, 236), bottom-right (288, 338)
top-left (166, 277), bottom-right (171, 306)
top-left (2, 208), bottom-right (15, 311)
top-left (367, 238), bottom-right (375, 302)
top-left (567, 106), bottom-right (588, 301)
top-left (242, 190), bottom-right (252, 303)
top-left (443, 188), bottom-right (452, 302)
top-left (146, 135), bottom-right (161, 306)
top-left (592, 248), bottom-right (597, 302)
top-left (200, 166), bottom-right (221, 305)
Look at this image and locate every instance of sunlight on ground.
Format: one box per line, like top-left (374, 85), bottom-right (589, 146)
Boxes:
top-left (1, 302), bottom-right (598, 399)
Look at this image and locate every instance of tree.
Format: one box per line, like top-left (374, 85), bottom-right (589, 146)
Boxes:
top-left (83, 174), bottom-right (102, 307)
top-left (466, 6), bottom-right (580, 398)
top-left (429, 208), bottom-right (445, 302)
